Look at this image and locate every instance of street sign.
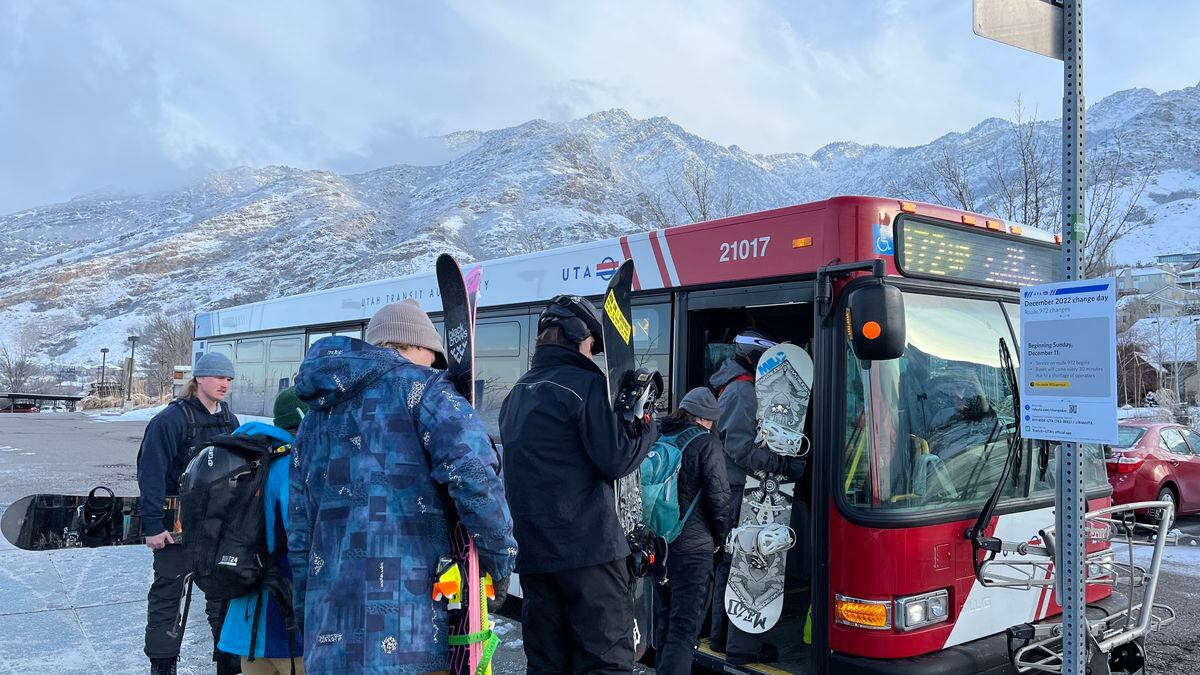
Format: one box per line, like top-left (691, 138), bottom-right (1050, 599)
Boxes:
top-left (973, 0), bottom-right (1064, 60)
top-left (1019, 278), bottom-right (1118, 445)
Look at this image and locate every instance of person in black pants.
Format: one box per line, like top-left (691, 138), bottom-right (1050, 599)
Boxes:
top-left (499, 295), bottom-right (655, 673)
top-left (137, 352), bottom-right (240, 675)
top-left (652, 388), bottom-right (732, 675)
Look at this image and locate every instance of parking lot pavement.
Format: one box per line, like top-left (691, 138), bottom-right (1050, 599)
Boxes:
top-left (1, 412), bottom-right (1193, 673)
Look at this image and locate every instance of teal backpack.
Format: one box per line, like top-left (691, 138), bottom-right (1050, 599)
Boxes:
top-left (640, 426), bottom-right (707, 543)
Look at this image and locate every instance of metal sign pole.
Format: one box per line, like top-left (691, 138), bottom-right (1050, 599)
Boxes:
top-left (1056, 0), bottom-right (1087, 672)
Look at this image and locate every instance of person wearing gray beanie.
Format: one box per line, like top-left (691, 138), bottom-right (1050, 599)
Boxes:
top-left (652, 388), bottom-right (732, 675)
top-left (678, 387), bottom-right (719, 422)
top-left (365, 299), bottom-right (447, 368)
top-left (138, 348), bottom-right (240, 674)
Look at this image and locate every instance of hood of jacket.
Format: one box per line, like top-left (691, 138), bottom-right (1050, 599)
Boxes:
top-left (231, 420), bottom-right (296, 446)
top-left (295, 336), bottom-right (417, 410)
top-left (709, 356), bottom-right (751, 390)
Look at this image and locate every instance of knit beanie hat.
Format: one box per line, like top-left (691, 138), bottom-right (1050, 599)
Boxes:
top-left (365, 299), bottom-right (445, 360)
top-left (679, 387), bottom-right (719, 421)
top-left (273, 386), bottom-right (309, 432)
top-left (193, 352), bottom-right (236, 379)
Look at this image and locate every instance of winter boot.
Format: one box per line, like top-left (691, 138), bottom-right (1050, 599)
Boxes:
top-left (149, 657), bottom-right (178, 675)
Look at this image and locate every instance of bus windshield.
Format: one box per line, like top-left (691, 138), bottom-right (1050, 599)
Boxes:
top-left (841, 292), bottom-right (1107, 514)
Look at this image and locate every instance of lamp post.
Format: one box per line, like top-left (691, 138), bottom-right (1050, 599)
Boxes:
top-left (99, 348), bottom-right (109, 387)
top-left (126, 336), bottom-right (139, 403)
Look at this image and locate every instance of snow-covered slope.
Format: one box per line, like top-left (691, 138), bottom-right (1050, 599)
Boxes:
top-left (2, 84), bottom-right (1198, 363)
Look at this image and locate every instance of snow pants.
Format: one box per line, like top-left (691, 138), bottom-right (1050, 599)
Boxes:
top-left (709, 486), bottom-right (763, 660)
top-left (144, 544), bottom-right (239, 673)
top-left (520, 558), bottom-right (634, 674)
top-left (653, 549), bottom-right (714, 675)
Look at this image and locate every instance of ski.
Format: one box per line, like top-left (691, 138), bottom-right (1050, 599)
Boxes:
top-left (436, 253), bottom-right (499, 675)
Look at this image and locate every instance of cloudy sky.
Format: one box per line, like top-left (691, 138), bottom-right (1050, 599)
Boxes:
top-left (1, 0), bottom-right (1196, 214)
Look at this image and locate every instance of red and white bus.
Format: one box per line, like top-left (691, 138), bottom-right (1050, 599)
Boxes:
top-left (194, 195), bottom-right (1114, 674)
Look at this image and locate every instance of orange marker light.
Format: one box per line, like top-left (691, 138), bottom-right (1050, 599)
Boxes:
top-left (900, 201), bottom-right (917, 213)
top-left (985, 220), bottom-right (1003, 231)
top-left (793, 237), bottom-right (813, 248)
top-left (862, 321), bottom-right (882, 340)
top-left (834, 595), bottom-right (891, 630)
top-left (1055, 234), bottom-right (1063, 244)
top-left (961, 215), bottom-right (976, 226)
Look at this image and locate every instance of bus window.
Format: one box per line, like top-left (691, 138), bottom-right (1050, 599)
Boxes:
top-left (269, 337), bottom-right (304, 362)
top-left (236, 340), bottom-right (264, 363)
top-left (475, 317), bottom-right (529, 437)
top-left (209, 342), bottom-right (234, 361)
top-left (842, 294), bottom-right (1026, 513)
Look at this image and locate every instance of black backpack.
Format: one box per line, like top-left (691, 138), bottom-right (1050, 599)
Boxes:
top-left (177, 433), bottom-right (298, 666)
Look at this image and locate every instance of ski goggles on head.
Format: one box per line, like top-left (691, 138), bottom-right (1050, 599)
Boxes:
top-left (734, 334), bottom-right (778, 350)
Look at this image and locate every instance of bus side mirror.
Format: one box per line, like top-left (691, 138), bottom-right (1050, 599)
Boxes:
top-left (845, 283), bottom-right (906, 361)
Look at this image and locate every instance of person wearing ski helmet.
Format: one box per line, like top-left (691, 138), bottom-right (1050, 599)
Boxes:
top-left (137, 351), bottom-right (241, 675)
top-left (288, 300), bottom-right (516, 675)
top-left (652, 387), bottom-right (733, 675)
top-left (708, 329), bottom-right (803, 665)
top-left (499, 294), bottom-right (657, 673)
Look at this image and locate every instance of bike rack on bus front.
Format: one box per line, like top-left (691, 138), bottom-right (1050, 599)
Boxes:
top-left (974, 501), bottom-right (1177, 674)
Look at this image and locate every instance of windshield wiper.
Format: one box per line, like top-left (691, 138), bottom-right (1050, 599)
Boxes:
top-left (966, 337), bottom-right (1023, 582)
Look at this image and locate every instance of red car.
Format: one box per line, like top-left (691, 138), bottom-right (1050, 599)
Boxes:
top-left (1107, 421), bottom-right (1200, 521)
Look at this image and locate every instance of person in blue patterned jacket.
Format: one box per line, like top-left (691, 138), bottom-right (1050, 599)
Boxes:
top-left (288, 299), bottom-right (518, 675)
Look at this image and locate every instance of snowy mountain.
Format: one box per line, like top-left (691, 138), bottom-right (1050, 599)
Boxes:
top-left (2, 83), bottom-right (1198, 364)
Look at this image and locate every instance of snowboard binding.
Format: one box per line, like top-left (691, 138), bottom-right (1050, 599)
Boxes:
top-left (614, 368), bottom-right (662, 435)
top-left (755, 419), bottom-right (810, 457)
top-left (73, 486), bottom-right (120, 548)
top-left (725, 523), bottom-right (797, 566)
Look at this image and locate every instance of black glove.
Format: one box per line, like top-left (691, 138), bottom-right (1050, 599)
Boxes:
top-left (491, 574), bottom-right (510, 609)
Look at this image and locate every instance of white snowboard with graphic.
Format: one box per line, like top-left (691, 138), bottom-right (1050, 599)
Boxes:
top-left (724, 342), bottom-right (813, 634)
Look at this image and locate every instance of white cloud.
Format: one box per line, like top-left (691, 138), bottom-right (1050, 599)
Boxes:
top-left (0, 0), bottom-right (1196, 213)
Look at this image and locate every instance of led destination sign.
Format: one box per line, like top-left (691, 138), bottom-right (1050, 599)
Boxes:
top-left (896, 217), bottom-right (1061, 288)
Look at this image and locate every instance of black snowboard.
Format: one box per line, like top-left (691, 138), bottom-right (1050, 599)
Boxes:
top-left (1, 487), bottom-right (179, 550)
top-left (599, 259), bottom-right (654, 661)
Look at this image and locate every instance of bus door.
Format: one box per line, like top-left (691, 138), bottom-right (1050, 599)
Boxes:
top-left (678, 281), bottom-right (820, 674)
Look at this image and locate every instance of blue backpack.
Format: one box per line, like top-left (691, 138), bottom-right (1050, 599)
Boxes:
top-left (640, 426), bottom-right (707, 543)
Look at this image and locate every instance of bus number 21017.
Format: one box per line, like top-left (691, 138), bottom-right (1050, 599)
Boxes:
top-left (719, 236), bottom-right (771, 263)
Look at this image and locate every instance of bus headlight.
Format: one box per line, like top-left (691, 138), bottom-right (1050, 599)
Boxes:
top-left (895, 590), bottom-right (950, 631)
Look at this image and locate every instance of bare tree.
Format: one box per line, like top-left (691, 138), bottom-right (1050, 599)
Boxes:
top-left (1116, 334), bottom-right (1159, 407)
top-left (140, 312), bottom-right (195, 399)
top-left (887, 146), bottom-right (980, 212)
top-left (0, 341), bottom-right (40, 392)
top-left (1081, 133), bottom-right (1157, 276)
top-left (666, 163), bottom-right (736, 224)
top-left (639, 189), bottom-right (677, 229)
top-left (987, 98), bottom-right (1060, 232)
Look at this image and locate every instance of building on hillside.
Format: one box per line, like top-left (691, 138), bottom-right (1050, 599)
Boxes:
top-left (1123, 315), bottom-right (1200, 405)
top-left (1117, 287), bottom-right (1200, 331)
top-left (1155, 252), bottom-right (1200, 267)
top-left (1116, 265), bottom-right (1178, 296)
top-left (1179, 264), bottom-right (1200, 291)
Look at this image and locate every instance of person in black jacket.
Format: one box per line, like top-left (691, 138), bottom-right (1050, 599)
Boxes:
top-left (137, 352), bottom-right (241, 675)
top-left (708, 330), bottom-right (803, 665)
top-left (652, 387), bottom-right (732, 675)
top-left (499, 294), bottom-right (656, 674)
